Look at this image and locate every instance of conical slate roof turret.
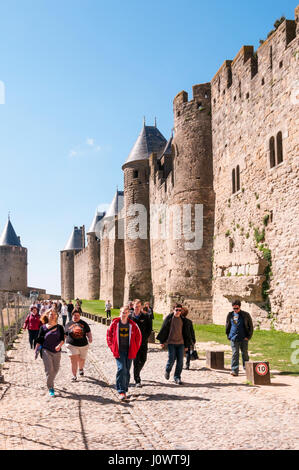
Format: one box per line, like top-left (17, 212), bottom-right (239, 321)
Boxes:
top-left (105, 190), bottom-right (124, 218)
top-left (123, 122), bottom-right (167, 167)
top-left (88, 211), bottom-right (106, 234)
top-left (0, 219), bottom-right (22, 247)
top-left (159, 134), bottom-right (173, 160)
top-left (63, 226), bottom-right (85, 251)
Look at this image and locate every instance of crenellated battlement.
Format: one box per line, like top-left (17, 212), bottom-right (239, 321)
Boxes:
top-left (211, 11), bottom-right (298, 104)
top-left (173, 83), bottom-right (211, 111)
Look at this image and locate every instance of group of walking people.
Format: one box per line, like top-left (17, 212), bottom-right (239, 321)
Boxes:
top-left (23, 298), bottom-right (89, 397)
top-left (23, 296), bottom-right (253, 399)
top-left (106, 300), bottom-right (197, 400)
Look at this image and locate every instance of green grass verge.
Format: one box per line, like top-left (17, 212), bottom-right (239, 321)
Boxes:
top-left (81, 300), bottom-right (299, 376)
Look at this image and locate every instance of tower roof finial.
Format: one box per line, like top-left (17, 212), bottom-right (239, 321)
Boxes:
top-left (143, 116), bottom-right (146, 126)
top-left (154, 117), bottom-right (157, 127)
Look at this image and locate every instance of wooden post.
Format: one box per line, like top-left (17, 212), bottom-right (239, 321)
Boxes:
top-left (148, 331), bottom-right (155, 343)
top-left (206, 350), bottom-right (225, 369)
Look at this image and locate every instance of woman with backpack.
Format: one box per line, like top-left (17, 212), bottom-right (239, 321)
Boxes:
top-left (23, 306), bottom-right (42, 349)
top-left (35, 309), bottom-right (65, 398)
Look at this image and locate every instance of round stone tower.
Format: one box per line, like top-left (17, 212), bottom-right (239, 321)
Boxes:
top-left (60, 226), bottom-right (85, 301)
top-left (122, 122), bottom-right (167, 302)
top-left (0, 218), bottom-right (27, 293)
top-left (167, 84), bottom-right (215, 322)
top-left (86, 212), bottom-right (105, 299)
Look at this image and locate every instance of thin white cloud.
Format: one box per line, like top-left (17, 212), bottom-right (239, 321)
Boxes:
top-left (86, 138), bottom-right (94, 147)
top-left (68, 138), bottom-right (105, 158)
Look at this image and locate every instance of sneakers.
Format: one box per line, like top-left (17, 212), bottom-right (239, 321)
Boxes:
top-left (71, 376), bottom-right (77, 382)
top-left (165, 371), bottom-right (170, 380)
top-left (49, 388), bottom-right (55, 397)
top-left (79, 369), bottom-right (84, 376)
top-left (230, 371), bottom-right (239, 376)
top-left (185, 365), bottom-right (190, 370)
top-left (119, 393), bottom-right (126, 401)
top-left (135, 382), bottom-right (142, 388)
top-left (174, 378), bottom-right (182, 385)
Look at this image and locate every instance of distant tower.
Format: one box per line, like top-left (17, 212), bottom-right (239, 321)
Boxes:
top-left (0, 218), bottom-right (27, 292)
top-left (168, 84), bottom-right (215, 322)
top-left (86, 211), bottom-right (105, 299)
top-left (122, 122), bottom-right (167, 302)
top-left (60, 226), bottom-right (85, 300)
top-left (99, 189), bottom-right (125, 308)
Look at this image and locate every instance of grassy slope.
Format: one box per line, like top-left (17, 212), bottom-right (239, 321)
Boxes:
top-left (81, 300), bottom-right (299, 375)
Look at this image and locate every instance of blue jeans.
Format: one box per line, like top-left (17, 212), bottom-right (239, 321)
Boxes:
top-left (166, 344), bottom-right (184, 380)
top-left (116, 351), bottom-right (132, 394)
top-left (231, 340), bottom-right (249, 373)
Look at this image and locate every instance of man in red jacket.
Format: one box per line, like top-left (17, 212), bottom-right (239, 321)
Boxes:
top-left (107, 306), bottom-right (142, 400)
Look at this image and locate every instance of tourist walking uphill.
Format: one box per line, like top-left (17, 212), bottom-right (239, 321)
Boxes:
top-left (105, 300), bottom-right (112, 319)
top-left (65, 309), bottom-right (92, 381)
top-left (61, 300), bottom-right (68, 327)
top-left (106, 306), bottom-right (142, 400)
top-left (226, 300), bottom-right (254, 376)
top-left (157, 303), bottom-right (193, 385)
top-left (23, 306), bottom-right (42, 349)
top-left (129, 299), bottom-right (152, 387)
top-left (67, 300), bottom-right (74, 322)
top-left (35, 310), bottom-right (65, 397)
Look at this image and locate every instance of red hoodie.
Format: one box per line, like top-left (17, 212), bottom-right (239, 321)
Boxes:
top-left (107, 318), bottom-right (142, 359)
top-left (23, 313), bottom-right (42, 331)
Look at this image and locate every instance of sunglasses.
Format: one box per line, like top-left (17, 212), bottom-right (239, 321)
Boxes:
top-left (233, 307), bottom-right (240, 310)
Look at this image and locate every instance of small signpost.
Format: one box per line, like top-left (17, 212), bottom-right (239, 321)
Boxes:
top-left (245, 361), bottom-right (271, 385)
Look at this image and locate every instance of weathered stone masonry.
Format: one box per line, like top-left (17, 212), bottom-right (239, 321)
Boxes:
top-left (61, 7), bottom-right (299, 332)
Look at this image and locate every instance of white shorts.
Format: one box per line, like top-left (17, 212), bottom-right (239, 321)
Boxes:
top-left (65, 343), bottom-right (89, 360)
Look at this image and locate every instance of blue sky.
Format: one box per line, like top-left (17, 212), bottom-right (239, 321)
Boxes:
top-left (0, 0), bottom-right (297, 294)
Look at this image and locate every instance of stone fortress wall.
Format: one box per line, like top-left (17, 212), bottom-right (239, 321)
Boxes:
top-left (211, 11), bottom-right (299, 331)
top-left (61, 7), bottom-right (299, 332)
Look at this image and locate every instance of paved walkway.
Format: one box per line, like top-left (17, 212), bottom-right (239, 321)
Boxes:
top-left (0, 317), bottom-right (298, 450)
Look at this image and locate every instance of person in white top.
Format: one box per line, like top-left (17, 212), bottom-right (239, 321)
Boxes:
top-left (105, 300), bottom-right (112, 319)
top-left (61, 301), bottom-right (68, 327)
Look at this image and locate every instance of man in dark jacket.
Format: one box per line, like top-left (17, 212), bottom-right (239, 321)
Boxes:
top-left (226, 300), bottom-right (254, 376)
top-left (181, 308), bottom-right (196, 370)
top-left (129, 299), bottom-right (152, 387)
top-left (67, 300), bottom-right (74, 323)
top-left (157, 303), bottom-right (193, 385)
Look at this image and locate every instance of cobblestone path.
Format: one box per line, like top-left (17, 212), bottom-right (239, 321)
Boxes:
top-left (0, 317), bottom-right (298, 450)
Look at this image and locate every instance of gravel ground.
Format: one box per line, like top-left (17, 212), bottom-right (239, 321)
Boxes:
top-left (0, 316), bottom-right (298, 450)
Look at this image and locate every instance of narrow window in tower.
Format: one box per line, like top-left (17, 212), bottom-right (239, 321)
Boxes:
top-left (269, 46), bottom-right (273, 70)
top-left (276, 132), bottom-right (283, 164)
top-left (133, 170), bottom-right (139, 179)
top-left (232, 168), bottom-right (236, 194)
top-left (236, 165), bottom-right (240, 192)
top-left (227, 67), bottom-right (232, 88)
top-left (218, 76), bottom-right (221, 93)
top-left (269, 136), bottom-right (276, 168)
